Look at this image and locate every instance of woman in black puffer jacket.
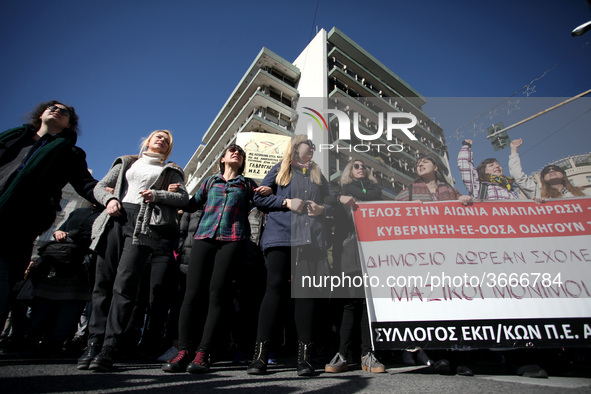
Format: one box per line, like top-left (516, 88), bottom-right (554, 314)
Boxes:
top-left (324, 159), bottom-right (386, 374)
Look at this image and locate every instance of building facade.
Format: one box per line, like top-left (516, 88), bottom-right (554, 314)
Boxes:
top-left (184, 28), bottom-right (449, 199)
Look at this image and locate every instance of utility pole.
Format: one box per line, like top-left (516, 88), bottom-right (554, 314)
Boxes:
top-left (486, 88), bottom-right (591, 140)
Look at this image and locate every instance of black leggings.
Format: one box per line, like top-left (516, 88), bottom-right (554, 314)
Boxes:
top-left (255, 247), bottom-right (315, 344)
top-left (177, 239), bottom-right (242, 352)
top-left (337, 298), bottom-right (372, 357)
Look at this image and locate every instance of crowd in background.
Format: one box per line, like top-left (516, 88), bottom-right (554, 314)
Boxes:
top-left (1, 100), bottom-right (589, 379)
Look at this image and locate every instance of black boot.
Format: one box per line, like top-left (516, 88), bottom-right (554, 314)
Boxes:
top-left (89, 345), bottom-right (116, 372)
top-left (247, 341), bottom-right (269, 375)
top-left (77, 343), bottom-right (101, 370)
top-left (297, 341), bottom-right (315, 376)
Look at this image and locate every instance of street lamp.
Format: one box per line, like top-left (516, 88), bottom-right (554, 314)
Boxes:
top-left (572, 20), bottom-right (591, 36)
top-left (572, 0), bottom-right (591, 36)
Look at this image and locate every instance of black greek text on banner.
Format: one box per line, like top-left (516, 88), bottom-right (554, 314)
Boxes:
top-left (352, 198), bottom-right (591, 349)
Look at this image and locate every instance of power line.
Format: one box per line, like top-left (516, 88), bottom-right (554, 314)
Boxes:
top-left (308, 0), bottom-right (321, 42)
top-left (486, 88), bottom-right (591, 139)
top-left (454, 40), bottom-right (591, 138)
top-left (521, 107), bottom-right (591, 156)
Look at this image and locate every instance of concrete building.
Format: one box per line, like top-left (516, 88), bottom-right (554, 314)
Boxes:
top-left (184, 27), bottom-right (449, 199)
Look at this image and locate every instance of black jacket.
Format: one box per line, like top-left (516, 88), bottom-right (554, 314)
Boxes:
top-left (0, 125), bottom-right (98, 238)
top-left (331, 179), bottom-right (382, 274)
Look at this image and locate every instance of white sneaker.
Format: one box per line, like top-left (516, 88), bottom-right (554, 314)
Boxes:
top-left (157, 346), bottom-right (179, 362)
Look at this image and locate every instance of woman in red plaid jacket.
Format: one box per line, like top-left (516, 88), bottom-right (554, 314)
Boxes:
top-left (395, 154), bottom-right (473, 376)
top-left (396, 155), bottom-right (472, 205)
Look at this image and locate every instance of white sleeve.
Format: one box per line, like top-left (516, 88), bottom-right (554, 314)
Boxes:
top-left (508, 153), bottom-right (539, 199)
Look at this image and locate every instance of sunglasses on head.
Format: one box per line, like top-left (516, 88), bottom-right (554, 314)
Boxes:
top-left (353, 163), bottom-right (366, 170)
top-left (300, 140), bottom-right (315, 150)
top-left (47, 105), bottom-right (70, 116)
top-left (228, 146), bottom-right (245, 156)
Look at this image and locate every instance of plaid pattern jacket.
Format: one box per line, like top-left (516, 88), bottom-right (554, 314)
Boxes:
top-left (396, 181), bottom-right (462, 202)
top-left (193, 174), bottom-right (256, 242)
top-left (457, 145), bottom-right (519, 200)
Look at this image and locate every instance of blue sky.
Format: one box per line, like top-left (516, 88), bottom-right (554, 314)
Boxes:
top-left (1, 0), bottom-right (589, 194)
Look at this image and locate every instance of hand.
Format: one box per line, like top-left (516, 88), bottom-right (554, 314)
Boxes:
top-left (306, 201), bottom-right (325, 217)
top-left (168, 183), bottom-right (181, 193)
top-left (339, 195), bottom-right (356, 207)
top-left (510, 138), bottom-right (523, 154)
top-left (106, 199), bottom-right (122, 217)
top-left (140, 190), bottom-right (155, 203)
top-left (254, 185), bottom-right (272, 196)
top-left (24, 260), bottom-right (37, 280)
top-left (458, 195), bottom-right (473, 206)
top-left (287, 198), bottom-right (305, 214)
top-left (534, 197), bottom-right (545, 205)
top-left (104, 187), bottom-right (115, 194)
top-left (53, 230), bottom-right (68, 242)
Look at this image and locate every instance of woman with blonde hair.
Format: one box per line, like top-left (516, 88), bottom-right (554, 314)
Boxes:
top-left (325, 158), bottom-right (386, 374)
top-left (247, 134), bottom-right (333, 376)
top-left (77, 130), bottom-right (188, 372)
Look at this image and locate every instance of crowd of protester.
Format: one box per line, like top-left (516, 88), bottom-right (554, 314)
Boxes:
top-left (0, 100), bottom-right (589, 380)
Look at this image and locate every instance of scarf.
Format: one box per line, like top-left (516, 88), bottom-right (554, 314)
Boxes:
top-left (0, 126), bottom-right (74, 212)
top-left (291, 159), bottom-right (312, 175)
top-left (484, 173), bottom-right (516, 191)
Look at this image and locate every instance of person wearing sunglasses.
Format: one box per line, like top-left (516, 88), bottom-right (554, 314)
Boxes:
top-left (396, 154), bottom-right (474, 376)
top-left (0, 100), bottom-right (98, 328)
top-left (509, 138), bottom-right (589, 200)
top-left (397, 155), bottom-right (472, 205)
top-left (539, 164), bottom-right (589, 198)
top-left (78, 130), bottom-right (189, 372)
top-left (324, 159), bottom-right (386, 374)
top-left (247, 134), bottom-right (334, 377)
top-left (457, 138), bottom-right (551, 378)
top-left (162, 144), bottom-right (270, 374)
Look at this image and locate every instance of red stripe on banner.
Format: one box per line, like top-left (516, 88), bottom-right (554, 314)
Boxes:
top-left (353, 199), bottom-right (591, 241)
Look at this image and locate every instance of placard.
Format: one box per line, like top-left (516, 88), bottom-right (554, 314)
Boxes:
top-left (352, 198), bottom-right (591, 349)
top-left (236, 132), bottom-right (291, 180)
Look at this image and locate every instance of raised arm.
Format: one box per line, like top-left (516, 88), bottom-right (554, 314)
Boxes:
top-left (457, 140), bottom-right (481, 198)
top-left (508, 138), bottom-right (539, 199)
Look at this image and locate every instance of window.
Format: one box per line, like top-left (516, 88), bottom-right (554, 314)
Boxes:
top-left (269, 87), bottom-right (281, 102)
top-left (279, 114), bottom-right (291, 129)
top-left (268, 87), bottom-right (293, 108)
top-left (265, 107), bottom-right (279, 124)
top-left (264, 67), bottom-right (297, 87)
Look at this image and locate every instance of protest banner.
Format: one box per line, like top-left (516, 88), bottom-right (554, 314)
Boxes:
top-left (236, 132), bottom-right (291, 180)
top-left (352, 198), bottom-right (591, 349)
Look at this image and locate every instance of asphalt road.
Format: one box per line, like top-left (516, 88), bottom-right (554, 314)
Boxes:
top-left (1, 355), bottom-right (590, 393)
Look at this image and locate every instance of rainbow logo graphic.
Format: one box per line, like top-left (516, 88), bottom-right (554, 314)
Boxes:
top-left (302, 107), bottom-right (328, 131)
